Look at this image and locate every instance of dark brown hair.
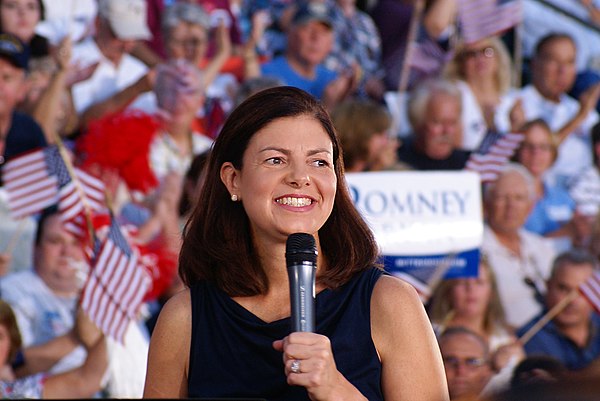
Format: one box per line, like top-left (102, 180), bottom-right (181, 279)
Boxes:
top-left (179, 86), bottom-right (380, 296)
top-left (331, 98), bottom-right (392, 171)
top-left (0, 300), bottom-right (22, 364)
top-left (534, 33), bottom-right (575, 58)
top-left (512, 118), bottom-right (558, 163)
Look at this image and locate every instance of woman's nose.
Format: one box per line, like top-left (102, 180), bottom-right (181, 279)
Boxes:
top-left (286, 164), bottom-right (311, 187)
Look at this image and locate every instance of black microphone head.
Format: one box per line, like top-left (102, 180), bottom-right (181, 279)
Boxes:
top-left (286, 233), bottom-right (317, 265)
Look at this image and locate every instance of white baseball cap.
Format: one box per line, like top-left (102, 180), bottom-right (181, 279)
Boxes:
top-left (98, 0), bottom-right (151, 40)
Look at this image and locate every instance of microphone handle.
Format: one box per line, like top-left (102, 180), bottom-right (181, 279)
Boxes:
top-left (288, 262), bottom-right (316, 332)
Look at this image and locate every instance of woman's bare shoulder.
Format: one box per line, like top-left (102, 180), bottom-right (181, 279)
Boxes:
top-left (372, 274), bottom-right (423, 312)
top-left (145, 289), bottom-right (192, 398)
top-left (155, 289), bottom-right (192, 333)
top-left (370, 274), bottom-right (432, 344)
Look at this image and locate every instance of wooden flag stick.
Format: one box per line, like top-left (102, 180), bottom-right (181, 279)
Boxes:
top-left (53, 135), bottom-right (96, 248)
top-left (438, 309), bottom-right (456, 333)
top-left (2, 218), bottom-right (27, 255)
top-left (427, 252), bottom-right (457, 294)
top-left (398, 0), bottom-right (425, 94)
top-left (518, 290), bottom-right (579, 345)
top-left (513, 22), bottom-right (523, 88)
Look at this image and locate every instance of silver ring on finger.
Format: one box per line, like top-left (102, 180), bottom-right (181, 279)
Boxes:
top-left (290, 359), bottom-right (301, 374)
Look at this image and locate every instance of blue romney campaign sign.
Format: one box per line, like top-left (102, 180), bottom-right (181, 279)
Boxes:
top-left (345, 171), bottom-right (483, 283)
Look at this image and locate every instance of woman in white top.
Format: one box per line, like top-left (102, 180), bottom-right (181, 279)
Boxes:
top-left (444, 36), bottom-right (522, 150)
top-left (427, 258), bottom-right (525, 391)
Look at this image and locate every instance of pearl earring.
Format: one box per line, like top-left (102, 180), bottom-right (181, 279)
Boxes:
top-left (231, 194), bottom-right (238, 202)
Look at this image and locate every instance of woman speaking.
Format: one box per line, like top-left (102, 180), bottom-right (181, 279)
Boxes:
top-left (143, 86), bottom-right (448, 401)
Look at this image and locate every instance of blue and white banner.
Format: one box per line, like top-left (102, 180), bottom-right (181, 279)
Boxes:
top-left (346, 171), bottom-right (483, 281)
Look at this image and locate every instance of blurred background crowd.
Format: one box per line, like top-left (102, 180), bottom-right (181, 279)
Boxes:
top-left (1, 0), bottom-right (600, 399)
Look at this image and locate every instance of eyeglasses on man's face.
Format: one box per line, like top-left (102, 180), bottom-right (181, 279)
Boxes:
top-left (443, 356), bottom-right (488, 370)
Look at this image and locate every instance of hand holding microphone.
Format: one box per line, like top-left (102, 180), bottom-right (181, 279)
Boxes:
top-left (281, 234), bottom-right (347, 396)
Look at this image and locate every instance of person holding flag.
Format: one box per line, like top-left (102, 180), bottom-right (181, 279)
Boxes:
top-left (0, 31), bottom-right (47, 274)
top-left (516, 249), bottom-right (600, 372)
top-left (0, 206), bottom-right (152, 397)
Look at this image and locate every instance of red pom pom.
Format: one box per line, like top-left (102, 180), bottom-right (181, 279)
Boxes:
top-left (76, 111), bottom-right (161, 194)
top-left (139, 237), bottom-right (179, 302)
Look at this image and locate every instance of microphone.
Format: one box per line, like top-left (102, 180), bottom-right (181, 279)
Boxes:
top-left (286, 233), bottom-right (318, 332)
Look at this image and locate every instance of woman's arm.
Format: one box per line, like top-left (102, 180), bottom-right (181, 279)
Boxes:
top-left (201, 23), bottom-right (232, 89)
top-left (41, 335), bottom-right (107, 398)
top-left (30, 36), bottom-right (74, 143)
top-left (78, 69), bottom-right (156, 129)
top-left (371, 275), bottom-right (450, 401)
top-left (423, 0), bottom-right (458, 39)
top-left (553, 83), bottom-right (600, 145)
top-left (16, 332), bottom-right (79, 377)
top-left (41, 309), bottom-right (107, 398)
top-left (143, 289), bottom-right (191, 398)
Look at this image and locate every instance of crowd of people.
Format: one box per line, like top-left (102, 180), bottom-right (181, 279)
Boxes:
top-left (0, 0), bottom-right (599, 399)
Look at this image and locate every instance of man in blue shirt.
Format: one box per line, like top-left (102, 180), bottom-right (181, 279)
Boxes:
top-left (517, 250), bottom-right (600, 371)
top-left (260, 3), bottom-right (354, 110)
top-left (0, 32), bottom-right (46, 167)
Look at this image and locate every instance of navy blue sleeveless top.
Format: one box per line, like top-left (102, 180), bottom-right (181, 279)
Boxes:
top-left (188, 267), bottom-right (385, 400)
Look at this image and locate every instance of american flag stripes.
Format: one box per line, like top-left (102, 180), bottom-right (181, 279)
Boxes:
top-left (457, 0), bottom-right (522, 44)
top-left (579, 271), bottom-right (600, 313)
top-left (81, 218), bottom-right (151, 342)
top-left (3, 147), bottom-right (60, 218)
top-left (60, 169), bottom-right (106, 240)
top-left (2, 146), bottom-right (106, 226)
top-left (408, 37), bottom-right (451, 79)
top-left (3, 146), bottom-right (150, 342)
top-left (465, 131), bottom-right (524, 182)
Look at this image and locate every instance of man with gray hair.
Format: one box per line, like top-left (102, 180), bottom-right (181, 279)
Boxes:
top-left (439, 326), bottom-right (494, 400)
top-left (516, 249), bottom-right (600, 371)
top-left (397, 78), bottom-right (470, 170)
top-left (160, 1), bottom-right (231, 93)
top-left (482, 163), bottom-right (556, 328)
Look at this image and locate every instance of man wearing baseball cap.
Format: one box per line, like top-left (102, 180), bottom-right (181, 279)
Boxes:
top-left (0, 32), bottom-right (46, 166)
top-left (0, 31), bottom-right (47, 280)
top-left (258, 2), bottom-right (354, 110)
top-left (71, 0), bottom-right (156, 127)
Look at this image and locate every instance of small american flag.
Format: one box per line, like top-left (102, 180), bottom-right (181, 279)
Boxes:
top-left (457, 0), bottom-right (522, 44)
top-left (3, 147), bottom-right (60, 218)
top-left (60, 169), bottom-right (106, 240)
top-left (2, 146), bottom-right (106, 238)
top-left (408, 37), bottom-right (450, 78)
top-left (81, 218), bottom-right (151, 342)
top-left (465, 131), bottom-right (524, 182)
top-left (579, 271), bottom-right (600, 313)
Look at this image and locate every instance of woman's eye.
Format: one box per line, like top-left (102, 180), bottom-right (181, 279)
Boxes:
top-left (266, 157), bottom-right (283, 165)
top-left (312, 159), bottom-right (330, 167)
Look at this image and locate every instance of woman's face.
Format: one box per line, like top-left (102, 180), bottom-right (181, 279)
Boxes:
top-left (461, 40), bottom-right (497, 81)
top-left (224, 115), bottom-right (337, 244)
top-left (517, 124), bottom-right (555, 178)
top-left (367, 131), bottom-right (398, 170)
top-left (0, 323), bottom-right (11, 366)
top-left (165, 22), bottom-right (208, 66)
top-left (0, 0), bottom-right (41, 43)
top-left (450, 267), bottom-right (492, 319)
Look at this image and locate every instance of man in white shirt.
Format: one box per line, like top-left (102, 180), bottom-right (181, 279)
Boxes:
top-left (496, 33), bottom-right (600, 188)
top-left (0, 209), bottom-right (89, 374)
top-left (481, 163), bottom-right (556, 328)
top-left (71, 0), bottom-right (155, 128)
top-left (0, 208), bottom-right (149, 397)
top-left (521, 0), bottom-right (600, 71)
